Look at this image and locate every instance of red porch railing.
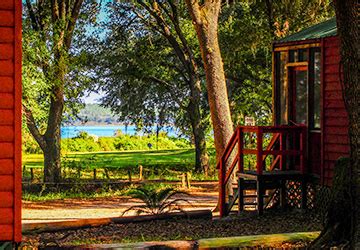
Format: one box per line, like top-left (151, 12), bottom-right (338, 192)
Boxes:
top-left (217, 125), bottom-right (307, 217)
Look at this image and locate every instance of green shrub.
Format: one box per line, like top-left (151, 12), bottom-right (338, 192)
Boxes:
top-left (62, 137), bottom-right (101, 152)
top-left (98, 137), bottom-right (117, 151)
top-left (60, 133), bottom-right (192, 153)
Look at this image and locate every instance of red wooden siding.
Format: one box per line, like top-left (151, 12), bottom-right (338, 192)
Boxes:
top-left (322, 36), bottom-right (350, 186)
top-left (0, 0), bottom-right (22, 242)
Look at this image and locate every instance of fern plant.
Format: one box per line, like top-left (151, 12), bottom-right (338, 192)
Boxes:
top-left (123, 185), bottom-right (191, 215)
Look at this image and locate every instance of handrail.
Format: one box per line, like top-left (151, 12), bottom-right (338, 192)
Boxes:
top-left (216, 128), bottom-right (239, 169)
top-left (218, 125), bottom-right (307, 217)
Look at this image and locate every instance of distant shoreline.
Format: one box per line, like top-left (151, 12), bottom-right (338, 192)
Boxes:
top-left (62, 123), bottom-right (176, 127)
top-left (61, 124), bottom-right (178, 139)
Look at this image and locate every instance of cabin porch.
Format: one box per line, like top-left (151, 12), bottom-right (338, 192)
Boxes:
top-left (218, 125), bottom-right (309, 217)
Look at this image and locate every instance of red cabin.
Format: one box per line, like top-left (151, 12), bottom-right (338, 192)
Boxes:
top-left (0, 0), bottom-right (22, 243)
top-left (219, 18), bottom-right (350, 216)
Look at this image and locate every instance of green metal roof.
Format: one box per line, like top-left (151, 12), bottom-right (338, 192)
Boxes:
top-left (276, 17), bottom-right (337, 43)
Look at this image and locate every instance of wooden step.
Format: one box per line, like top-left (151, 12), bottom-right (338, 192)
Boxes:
top-left (241, 180), bottom-right (281, 191)
top-left (243, 194), bottom-right (270, 198)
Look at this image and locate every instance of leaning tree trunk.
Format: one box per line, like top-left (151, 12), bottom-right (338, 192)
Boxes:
top-left (185, 0), bottom-right (233, 161)
top-left (312, 1), bottom-right (359, 248)
top-left (185, 1), bottom-right (234, 201)
top-left (187, 81), bottom-right (210, 175)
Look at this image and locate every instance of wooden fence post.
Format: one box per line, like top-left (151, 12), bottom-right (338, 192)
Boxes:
top-left (185, 172), bottom-right (191, 189)
top-left (182, 173), bottom-right (186, 188)
top-left (30, 168), bottom-right (34, 182)
top-left (128, 169), bottom-right (132, 182)
top-left (139, 165), bottom-right (143, 181)
top-left (104, 168), bottom-right (110, 179)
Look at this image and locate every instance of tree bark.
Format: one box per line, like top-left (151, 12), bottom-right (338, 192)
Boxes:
top-left (310, 158), bottom-right (352, 249)
top-left (333, 0), bottom-right (360, 248)
top-left (185, 0), bottom-right (234, 160)
top-left (43, 85), bottom-right (64, 182)
top-left (187, 79), bottom-right (210, 174)
top-left (316, 1), bottom-right (359, 248)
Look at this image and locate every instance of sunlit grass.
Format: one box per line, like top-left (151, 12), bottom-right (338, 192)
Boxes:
top-left (23, 148), bottom-right (216, 169)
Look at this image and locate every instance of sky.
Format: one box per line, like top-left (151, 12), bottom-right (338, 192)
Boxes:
top-left (83, 91), bottom-right (103, 104)
top-left (82, 4), bottom-right (109, 105)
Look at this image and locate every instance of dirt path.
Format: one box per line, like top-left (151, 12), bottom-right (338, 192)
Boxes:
top-left (22, 182), bottom-right (218, 224)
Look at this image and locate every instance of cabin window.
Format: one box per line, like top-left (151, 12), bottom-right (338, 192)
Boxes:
top-left (312, 49), bottom-right (321, 129)
top-left (279, 52), bottom-right (288, 124)
top-left (289, 50), bottom-right (297, 62)
top-left (298, 49), bottom-right (308, 62)
top-left (274, 46), bottom-right (321, 128)
top-left (293, 68), bottom-right (308, 124)
top-left (288, 49), bottom-right (307, 62)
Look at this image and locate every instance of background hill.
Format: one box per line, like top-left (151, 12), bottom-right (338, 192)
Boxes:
top-left (77, 104), bottom-right (119, 125)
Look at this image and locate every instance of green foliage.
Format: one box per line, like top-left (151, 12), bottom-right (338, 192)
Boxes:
top-left (60, 133), bottom-right (191, 153)
top-left (22, 130), bottom-right (43, 154)
top-left (22, 1), bottom-right (101, 153)
top-left (89, 2), bottom-right (210, 140)
top-left (124, 184), bottom-right (191, 215)
top-left (98, 137), bottom-right (117, 151)
top-left (62, 137), bottom-right (101, 152)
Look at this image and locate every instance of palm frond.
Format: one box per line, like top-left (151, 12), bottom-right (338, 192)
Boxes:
top-left (124, 185), bottom-right (192, 215)
top-left (122, 205), bottom-right (151, 216)
top-left (158, 198), bottom-right (193, 213)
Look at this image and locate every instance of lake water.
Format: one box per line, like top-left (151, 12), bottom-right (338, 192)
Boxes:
top-left (61, 125), bottom-right (177, 138)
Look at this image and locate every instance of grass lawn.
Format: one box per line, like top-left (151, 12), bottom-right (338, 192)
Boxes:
top-left (24, 148), bottom-right (215, 169)
top-left (23, 148), bottom-right (217, 181)
top-left (22, 148), bottom-right (217, 200)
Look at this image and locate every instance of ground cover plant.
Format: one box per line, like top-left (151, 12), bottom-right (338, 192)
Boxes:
top-left (123, 185), bottom-right (191, 215)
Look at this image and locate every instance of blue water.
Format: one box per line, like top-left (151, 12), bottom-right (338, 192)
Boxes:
top-left (61, 125), bottom-right (177, 138)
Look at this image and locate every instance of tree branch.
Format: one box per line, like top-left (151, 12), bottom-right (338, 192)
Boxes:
top-left (22, 104), bottom-right (47, 151)
top-left (147, 76), bottom-right (185, 109)
top-left (64, 0), bottom-right (84, 50)
top-left (51, 0), bottom-right (60, 22)
top-left (25, 0), bottom-right (40, 31)
top-left (136, 1), bottom-right (191, 76)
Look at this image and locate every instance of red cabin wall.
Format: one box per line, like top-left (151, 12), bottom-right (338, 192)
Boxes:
top-left (0, 0), bottom-right (22, 242)
top-left (322, 36), bottom-right (350, 186)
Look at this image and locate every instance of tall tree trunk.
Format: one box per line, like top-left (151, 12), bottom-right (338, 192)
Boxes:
top-left (43, 133), bottom-right (62, 183)
top-left (185, 0), bottom-right (233, 160)
top-left (311, 1), bottom-right (359, 248)
top-left (43, 85), bottom-right (64, 183)
top-left (333, 0), bottom-right (360, 248)
top-left (187, 79), bottom-right (209, 174)
top-left (24, 0), bottom-right (84, 184)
